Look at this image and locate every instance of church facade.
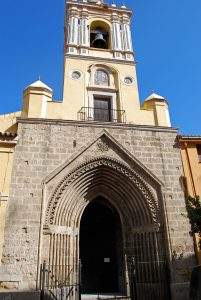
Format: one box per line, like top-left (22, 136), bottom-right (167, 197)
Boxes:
top-left (0, 1), bottom-right (195, 299)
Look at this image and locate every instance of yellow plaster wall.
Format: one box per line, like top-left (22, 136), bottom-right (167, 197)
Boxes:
top-left (62, 57), bottom-right (143, 123)
top-left (0, 112), bottom-right (18, 263)
top-left (0, 112), bottom-right (21, 133)
top-left (180, 140), bottom-right (201, 264)
top-left (22, 89), bottom-right (53, 119)
top-left (47, 102), bottom-right (65, 119)
top-left (22, 57), bottom-right (169, 126)
top-left (0, 200), bottom-right (7, 264)
top-left (0, 146), bottom-right (15, 264)
top-left (181, 143), bottom-right (201, 197)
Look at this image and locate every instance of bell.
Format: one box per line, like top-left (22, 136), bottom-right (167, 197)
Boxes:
top-left (92, 33), bottom-right (107, 49)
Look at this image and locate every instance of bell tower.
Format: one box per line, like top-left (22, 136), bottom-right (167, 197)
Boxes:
top-left (62, 0), bottom-right (142, 123)
top-left (65, 0), bottom-right (134, 60)
top-left (21, 0), bottom-right (171, 126)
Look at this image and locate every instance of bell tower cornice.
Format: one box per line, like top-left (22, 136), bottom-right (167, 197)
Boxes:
top-left (66, 0), bottom-right (132, 15)
top-left (65, 0), bottom-right (134, 61)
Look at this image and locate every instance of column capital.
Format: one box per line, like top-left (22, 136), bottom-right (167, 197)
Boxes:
top-left (81, 11), bottom-right (89, 18)
top-left (111, 12), bottom-right (120, 22)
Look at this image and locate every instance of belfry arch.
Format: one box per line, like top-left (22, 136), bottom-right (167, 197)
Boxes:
top-left (41, 156), bottom-right (169, 297)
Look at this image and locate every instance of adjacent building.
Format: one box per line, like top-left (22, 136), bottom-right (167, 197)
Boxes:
top-left (179, 135), bottom-right (201, 263)
top-left (179, 136), bottom-right (201, 197)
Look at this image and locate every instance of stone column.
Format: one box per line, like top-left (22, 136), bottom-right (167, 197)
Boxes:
top-left (122, 16), bottom-right (133, 52)
top-left (112, 13), bottom-right (123, 59)
top-left (72, 16), bottom-right (79, 45)
top-left (122, 15), bottom-right (133, 61)
top-left (68, 16), bottom-right (74, 44)
top-left (80, 10), bottom-right (89, 55)
top-left (67, 7), bottom-right (79, 54)
top-left (80, 12), bottom-right (89, 46)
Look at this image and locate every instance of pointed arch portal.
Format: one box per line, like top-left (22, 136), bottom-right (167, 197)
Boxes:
top-left (42, 156), bottom-right (170, 299)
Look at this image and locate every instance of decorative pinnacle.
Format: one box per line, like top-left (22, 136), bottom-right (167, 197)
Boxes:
top-left (121, 1), bottom-right (126, 8)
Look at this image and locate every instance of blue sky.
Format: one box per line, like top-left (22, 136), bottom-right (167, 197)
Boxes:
top-left (0, 0), bottom-right (200, 134)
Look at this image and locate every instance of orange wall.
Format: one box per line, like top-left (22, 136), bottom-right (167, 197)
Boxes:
top-left (180, 141), bottom-right (201, 197)
top-left (180, 139), bottom-right (201, 264)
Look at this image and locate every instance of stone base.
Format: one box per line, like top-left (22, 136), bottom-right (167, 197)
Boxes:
top-left (171, 282), bottom-right (190, 300)
top-left (0, 291), bottom-right (40, 300)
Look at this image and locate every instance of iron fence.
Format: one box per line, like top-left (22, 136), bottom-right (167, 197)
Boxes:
top-left (78, 107), bottom-right (126, 123)
top-left (129, 259), bottom-right (171, 300)
top-left (40, 257), bottom-right (170, 300)
top-left (40, 261), bottom-right (81, 300)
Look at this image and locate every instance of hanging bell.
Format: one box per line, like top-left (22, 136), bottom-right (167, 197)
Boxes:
top-left (92, 33), bottom-right (107, 49)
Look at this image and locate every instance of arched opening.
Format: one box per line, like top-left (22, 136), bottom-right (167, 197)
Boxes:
top-left (44, 157), bottom-right (170, 299)
top-left (80, 196), bottom-right (124, 294)
top-left (90, 21), bottom-right (110, 49)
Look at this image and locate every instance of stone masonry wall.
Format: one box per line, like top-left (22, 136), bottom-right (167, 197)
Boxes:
top-left (0, 119), bottom-right (194, 299)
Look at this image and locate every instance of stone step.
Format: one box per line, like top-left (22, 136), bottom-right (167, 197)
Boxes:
top-left (0, 291), bottom-right (41, 300)
top-left (81, 294), bottom-right (130, 300)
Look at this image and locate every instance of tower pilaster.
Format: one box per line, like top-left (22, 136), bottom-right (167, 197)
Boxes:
top-left (122, 14), bottom-right (133, 60)
top-left (80, 9), bottom-right (90, 55)
top-left (111, 13), bottom-right (123, 59)
top-left (67, 6), bottom-right (80, 54)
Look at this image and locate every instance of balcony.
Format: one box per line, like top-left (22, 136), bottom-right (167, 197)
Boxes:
top-left (78, 107), bottom-right (126, 123)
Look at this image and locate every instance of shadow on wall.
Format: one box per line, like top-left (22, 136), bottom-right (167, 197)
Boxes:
top-left (0, 291), bottom-right (40, 300)
top-left (171, 252), bottom-right (196, 300)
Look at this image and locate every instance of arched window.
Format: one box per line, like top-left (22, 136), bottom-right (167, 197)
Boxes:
top-left (94, 69), bottom-right (109, 86)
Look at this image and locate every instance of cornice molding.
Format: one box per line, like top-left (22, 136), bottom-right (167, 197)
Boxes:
top-left (0, 194), bottom-right (9, 202)
top-left (67, 1), bottom-right (132, 15)
top-left (17, 117), bottom-right (178, 133)
top-left (65, 53), bottom-right (135, 65)
top-left (0, 132), bottom-right (18, 146)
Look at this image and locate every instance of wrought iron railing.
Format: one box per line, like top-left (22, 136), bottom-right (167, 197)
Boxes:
top-left (78, 107), bottom-right (126, 123)
top-left (39, 255), bottom-right (170, 300)
top-left (129, 258), bottom-right (171, 300)
top-left (40, 261), bottom-right (81, 300)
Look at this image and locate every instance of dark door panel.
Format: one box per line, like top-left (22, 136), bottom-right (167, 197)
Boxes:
top-left (94, 97), bottom-right (112, 122)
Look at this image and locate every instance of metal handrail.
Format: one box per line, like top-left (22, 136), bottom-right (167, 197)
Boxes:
top-left (40, 261), bottom-right (81, 300)
top-left (78, 107), bottom-right (126, 123)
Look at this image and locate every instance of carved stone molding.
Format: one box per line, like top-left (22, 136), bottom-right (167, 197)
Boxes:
top-left (96, 140), bottom-right (109, 152)
top-left (45, 156), bottom-right (159, 226)
top-left (43, 225), bottom-right (79, 236)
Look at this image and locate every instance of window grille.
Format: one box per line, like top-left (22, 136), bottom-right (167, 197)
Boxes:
top-left (94, 70), bottom-right (109, 86)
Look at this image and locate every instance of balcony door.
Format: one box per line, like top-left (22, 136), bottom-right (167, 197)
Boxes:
top-left (94, 96), bottom-right (112, 122)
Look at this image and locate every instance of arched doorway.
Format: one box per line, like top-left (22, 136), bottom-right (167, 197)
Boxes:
top-left (43, 157), bottom-right (170, 299)
top-left (80, 196), bottom-right (124, 294)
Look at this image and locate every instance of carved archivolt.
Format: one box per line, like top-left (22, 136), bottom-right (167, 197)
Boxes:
top-left (45, 156), bottom-right (160, 227)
